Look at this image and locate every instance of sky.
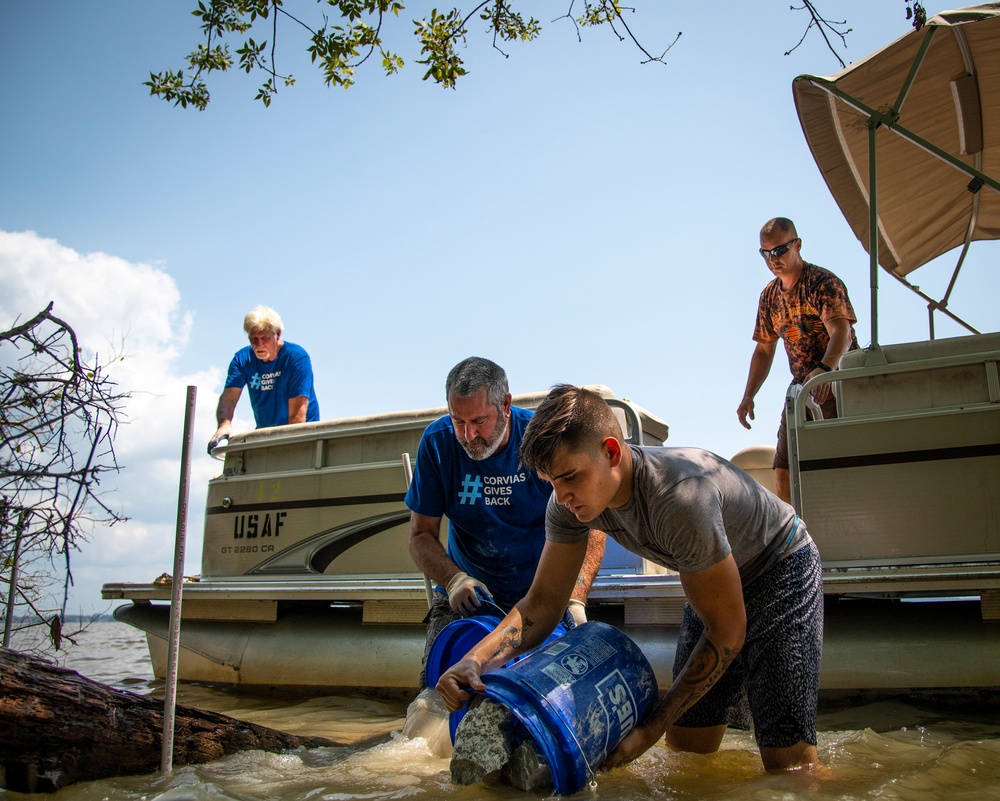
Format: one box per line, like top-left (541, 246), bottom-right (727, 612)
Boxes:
top-left (1, 2), bottom-right (997, 616)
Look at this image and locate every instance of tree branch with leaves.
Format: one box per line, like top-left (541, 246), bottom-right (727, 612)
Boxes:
top-left (147, 1), bottom-right (926, 110)
top-left (145, 0), bottom-right (677, 109)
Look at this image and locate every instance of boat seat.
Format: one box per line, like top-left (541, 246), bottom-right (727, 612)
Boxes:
top-left (730, 445), bottom-right (777, 494)
top-left (836, 331), bottom-right (1000, 418)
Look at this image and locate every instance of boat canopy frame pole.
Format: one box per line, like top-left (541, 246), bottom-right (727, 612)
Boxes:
top-left (931, 21), bottom-right (986, 336)
top-left (803, 23), bottom-right (999, 341)
top-left (868, 121), bottom-right (879, 348)
top-left (890, 268), bottom-right (981, 338)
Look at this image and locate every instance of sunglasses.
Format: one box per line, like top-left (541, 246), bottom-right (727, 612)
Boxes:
top-left (759, 237), bottom-right (799, 260)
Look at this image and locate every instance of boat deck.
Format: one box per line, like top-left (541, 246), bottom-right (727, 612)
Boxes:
top-left (103, 559), bottom-right (1000, 600)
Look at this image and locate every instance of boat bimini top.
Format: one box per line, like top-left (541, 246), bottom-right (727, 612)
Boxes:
top-left (792, 4), bottom-right (1000, 341)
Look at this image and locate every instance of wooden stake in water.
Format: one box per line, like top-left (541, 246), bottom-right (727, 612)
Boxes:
top-left (161, 386), bottom-right (197, 774)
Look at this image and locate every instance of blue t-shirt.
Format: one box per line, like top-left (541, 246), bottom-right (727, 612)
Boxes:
top-left (404, 406), bottom-right (552, 610)
top-left (224, 341), bottom-right (320, 428)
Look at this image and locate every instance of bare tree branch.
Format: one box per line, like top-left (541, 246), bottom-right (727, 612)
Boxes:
top-left (786, 1), bottom-right (852, 68)
top-left (1, 303), bottom-right (129, 655)
top-left (553, 2), bottom-right (679, 64)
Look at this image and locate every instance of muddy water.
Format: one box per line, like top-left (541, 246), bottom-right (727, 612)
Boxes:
top-left (6, 622), bottom-right (1000, 801)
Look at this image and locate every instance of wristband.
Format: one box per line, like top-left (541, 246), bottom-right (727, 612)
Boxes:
top-left (817, 361), bottom-right (833, 372)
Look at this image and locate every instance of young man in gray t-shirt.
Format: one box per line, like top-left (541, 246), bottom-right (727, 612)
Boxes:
top-left (435, 384), bottom-right (825, 776)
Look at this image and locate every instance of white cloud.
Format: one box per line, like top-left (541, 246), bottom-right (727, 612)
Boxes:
top-left (0, 231), bottom-right (182, 355)
top-left (0, 230), bottom-right (225, 614)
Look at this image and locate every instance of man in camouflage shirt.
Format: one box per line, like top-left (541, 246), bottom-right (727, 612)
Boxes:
top-left (737, 217), bottom-right (858, 503)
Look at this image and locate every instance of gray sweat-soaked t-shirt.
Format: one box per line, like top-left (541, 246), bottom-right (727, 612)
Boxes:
top-left (545, 446), bottom-right (809, 585)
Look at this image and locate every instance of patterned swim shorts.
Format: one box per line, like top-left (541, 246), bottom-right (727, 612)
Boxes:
top-left (672, 539), bottom-right (824, 748)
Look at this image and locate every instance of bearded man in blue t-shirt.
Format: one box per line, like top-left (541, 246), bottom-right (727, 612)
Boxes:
top-left (405, 356), bottom-right (606, 687)
top-left (208, 305), bottom-right (320, 454)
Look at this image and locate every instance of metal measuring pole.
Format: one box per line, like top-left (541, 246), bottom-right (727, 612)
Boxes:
top-left (161, 386), bottom-right (197, 774)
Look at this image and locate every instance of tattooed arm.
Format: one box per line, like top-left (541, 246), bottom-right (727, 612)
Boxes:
top-left (603, 555), bottom-right (747, 768)
top-left (435, 538), bottom-right (588, 711)
top-left (578, 530), bottom-right (607, 596)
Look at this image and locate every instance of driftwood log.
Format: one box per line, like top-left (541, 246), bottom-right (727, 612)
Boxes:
top-left (0, 647), bottom-right (343, 793)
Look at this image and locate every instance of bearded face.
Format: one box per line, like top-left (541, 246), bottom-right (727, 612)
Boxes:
top-left (449, 389), bottom-right (511, 461)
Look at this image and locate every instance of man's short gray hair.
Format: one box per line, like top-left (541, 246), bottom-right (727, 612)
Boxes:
top-left (243, 305), bottom-right (283, 336)
top-left (445, 357), bottom-right (508, 409)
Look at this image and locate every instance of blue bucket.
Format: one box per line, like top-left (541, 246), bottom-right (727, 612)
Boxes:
top-left (425, 596), bottom-right (567, 743)
top-left (481, 621), bottom-right (658, 796)
top-left (426, 613), bottom-right (503, 743)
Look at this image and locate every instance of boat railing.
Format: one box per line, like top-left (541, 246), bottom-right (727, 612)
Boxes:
top-left (211, 387), bottom-right (669, 476)
top-left (784, 334), bottom-right (1000, 592)
top-left (790, 340), bottom-right (1000, 430)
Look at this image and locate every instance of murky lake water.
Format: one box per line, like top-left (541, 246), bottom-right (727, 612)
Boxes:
top-left (5, 621), bottom-right (1000, 801)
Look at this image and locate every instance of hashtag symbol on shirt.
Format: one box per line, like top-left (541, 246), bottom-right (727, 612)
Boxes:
top-left (249, 373), bottom-right (262, 390)
top-left (458, 474), bottom-right (483, 505)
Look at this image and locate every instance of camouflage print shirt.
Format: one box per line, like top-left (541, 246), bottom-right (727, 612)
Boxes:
top-left (753, 262), bottom-right (858, 384)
